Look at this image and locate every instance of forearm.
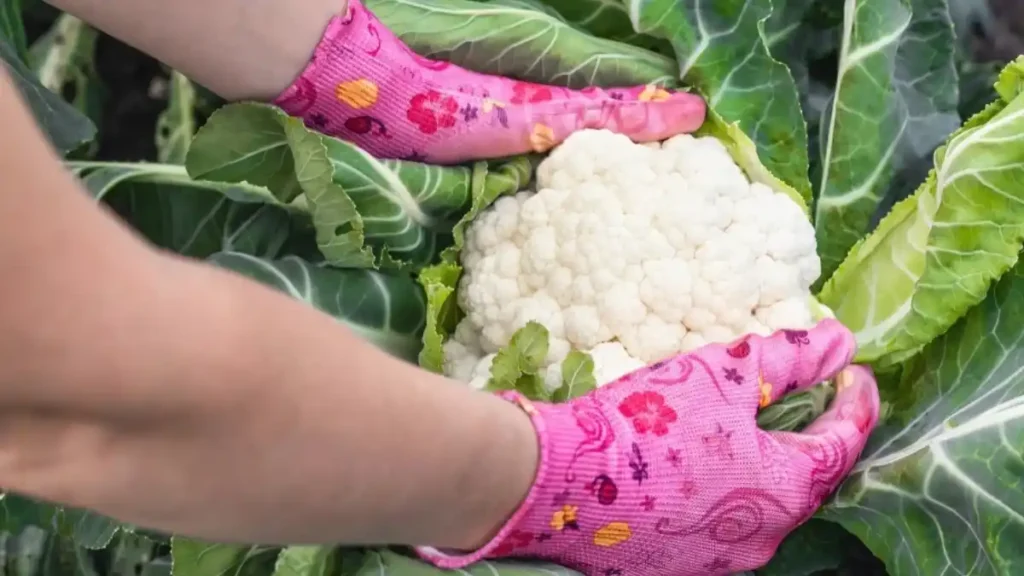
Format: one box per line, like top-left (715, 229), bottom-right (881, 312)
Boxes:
top-left (41, 255), bottom-right (539, 549)
top-left (43, 0), bottom-right (343, 101)
top-left (0, 70), bottom-right (537, 548)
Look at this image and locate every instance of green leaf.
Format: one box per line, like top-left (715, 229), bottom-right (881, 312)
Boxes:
top-left (518, 0), bottom-right (673, 53)
top-left (757, 519), bottom-right (866, 575)
top-left (109, 533), bottom-right (165, 576)
top-left (186, 103), bottom-right (474, 271)
top-left (821, 254), bottom-right (1024, 575)
top-left (812, 0), bottom-right (961, 286)
top-left (169, 538), bottom-right (277, 576)
top-left (156, 71), bottom-right (197, 164)
top-left (8, 527), bottom-right (49, 576)
top-left (73, 161), bottom-right (311, 260)
top-left (271, 547), bottom-right (334, 576)
top-left (417, 158), bottom-right (533, 373)
top-left (625, 0), bottom-right (813, 203)
top-left (756, 383), bottom-right (834, 432)
top-left (351, 549), bottom-right (583, 575)
top-left (209, 253), bottom-right (427, 363)
top-left (0, 494), bottom-right (59, 534)
top-left (488, 321), bottom-right (550, 395)
top-left (0, 0), bottom-right (28, 63)
top-left (552, 350), bottom-right (597, 402)
top-left (28, 13), bottom-right (103, 139)
top-left (37, 531), bottom-right (98, 576)
top-left (365, 0), bottom-right (677, 89)
top-left (0, 35), bottom-right (96, 155)
top-left (58, 508), bottom-right (119, 550)
top-left (820, 57), bottom-right (1024, 366)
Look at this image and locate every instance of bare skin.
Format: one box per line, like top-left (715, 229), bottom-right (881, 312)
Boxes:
top-left (0, 66), bottom-right (537, 548)
top-left (43, 0), bottom-right (348, 101)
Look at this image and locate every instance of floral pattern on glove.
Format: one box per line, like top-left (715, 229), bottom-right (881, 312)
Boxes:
top-left (272, 0), bottom-right (707, 163)
top-left (417, 319), bottom-right (881, 576)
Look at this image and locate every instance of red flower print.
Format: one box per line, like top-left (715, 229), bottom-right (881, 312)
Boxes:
top-left (406, 90), bottom-right (459, 134)
top-left (511, 81), bottom-right (554, 104)
top-left (618, 391), bottom-right (677, 436)
top-left (726, 338), bottom-right (751, 358)
top-left (492, 530), bottom-right (535, 556)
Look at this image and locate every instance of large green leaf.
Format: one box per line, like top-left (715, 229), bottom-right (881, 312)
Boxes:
top-left (365, 0), bottom-right (677, 89)
top-left (186, 103), bottom-right (475, 271)
top-left (624, 0), bottom-right (813, 203)
top-left (757, 519), bottom-right (869, 576)
top-left (820, 57), bottom-right (1024, 366)
top-left (0, 0), bottom-right (28, 63)
top-left (523, 0), bottom-right (672, 53)
top-left (209, 253), bottom-right (427, 363)
top-left (812, 0), bottom-right (961, 286)
top-left (350, 549), bottom-right (583, 575)
top-left (822, 254), bottom-right (1024, 575)
top-left (0, 33), bottom-right (96, 155)
top-left (71, 161), bottom-right (311, 260)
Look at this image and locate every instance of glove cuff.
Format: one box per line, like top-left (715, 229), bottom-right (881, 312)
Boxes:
top-left (415, 391), bottom-right (601, 570)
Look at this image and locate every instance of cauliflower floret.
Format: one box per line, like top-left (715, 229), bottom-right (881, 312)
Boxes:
top-left (446, 129), bottom-right (822, 389)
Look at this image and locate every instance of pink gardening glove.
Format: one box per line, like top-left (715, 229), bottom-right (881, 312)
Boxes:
top-left (418, 319), bottom-right (880, 576)
top-left (273, 0), bottom-right (706, 164)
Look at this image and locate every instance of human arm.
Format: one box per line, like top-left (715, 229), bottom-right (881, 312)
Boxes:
top-left (43, 0), bottom-right (345, 101)
top-left (0, 67), bottom-right (538, 548)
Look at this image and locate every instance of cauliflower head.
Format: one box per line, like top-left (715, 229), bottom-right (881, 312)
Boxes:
top-left (443, 129), bottom-right (821, 391)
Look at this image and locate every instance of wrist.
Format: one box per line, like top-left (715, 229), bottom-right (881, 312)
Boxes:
top-left (418, 393), bottom-right (598, 568)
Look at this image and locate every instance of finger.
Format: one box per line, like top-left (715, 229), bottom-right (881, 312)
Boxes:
top-left (528, 84), bottom-right (708, 152)
top-left (771, 365), bottom-right (880, 515)
top-left (749, 319), bottom-right (857, 409)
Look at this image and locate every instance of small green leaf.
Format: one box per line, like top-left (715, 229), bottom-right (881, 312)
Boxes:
top-left (756, 383), bottom-right (834, 432)
top-left (271, 547), bottom-right (334, 576)
top-left (109, 533), bottom-right (164, 576)
top-left (28, 13), bottom-right (103, 143)
top-left (488, 322), bottom-right (550, 392)
top-left (58, 507), bottom-right (120, 550)
top-left (351, 549), bottom-right (584, 575)
top-left (156, 71), bottom-right (197, 164)
top-left (553, 350), bottom-right (596, 402)
top-left (170, 537), bottom-right (277, 576)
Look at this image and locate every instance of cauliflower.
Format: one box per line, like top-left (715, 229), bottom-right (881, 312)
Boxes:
top-left (443, 129), bottom-right (822, 389)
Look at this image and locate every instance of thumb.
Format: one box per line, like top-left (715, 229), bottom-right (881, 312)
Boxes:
top-left (772, 365), bottom-right (881, 517)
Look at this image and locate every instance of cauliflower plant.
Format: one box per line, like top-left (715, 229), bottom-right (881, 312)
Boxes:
top-left (443, 129), bottom-right (821, 392)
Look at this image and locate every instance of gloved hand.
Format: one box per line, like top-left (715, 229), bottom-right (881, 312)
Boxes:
top-left (273, 0), bottom-right (706, 164)
top-left (417, 319), bottom-right (880, 576)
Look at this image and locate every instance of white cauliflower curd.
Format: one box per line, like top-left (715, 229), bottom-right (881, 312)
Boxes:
top-left (443, 129), bottom-right (822, 392)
